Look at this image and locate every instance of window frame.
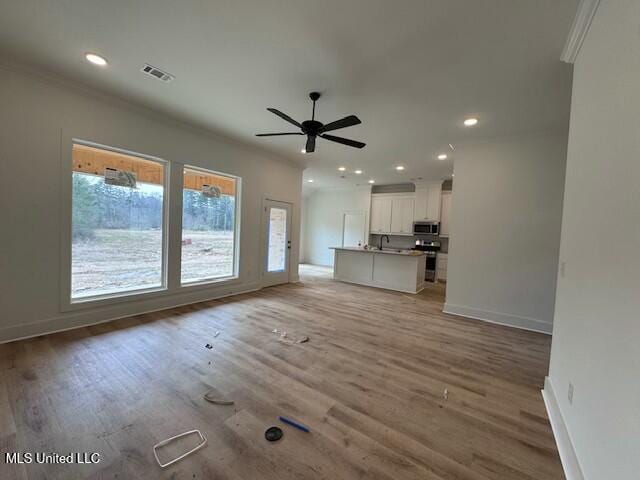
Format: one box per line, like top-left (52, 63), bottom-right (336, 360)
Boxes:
top-left (179, 164), bottom-right (241, 287)
top-left (62, 139), bottom-right (171, 309)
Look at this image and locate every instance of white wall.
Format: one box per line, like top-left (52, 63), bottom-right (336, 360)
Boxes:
top-left (300, 193), bottom-right (310, 263)
top-left (302, 187), bottom-right (371, 266)
top-left (547, 1), bottom-right (640, 478)
top-left (0, 60), bottom-right (303, 343)
top-left (445, 133), bottom-right (567, 334)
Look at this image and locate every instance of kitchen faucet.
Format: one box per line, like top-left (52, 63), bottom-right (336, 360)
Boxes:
top-left (378, 235), bottom-right (390, 250)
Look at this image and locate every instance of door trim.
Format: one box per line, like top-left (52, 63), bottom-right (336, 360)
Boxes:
top-left (341, 210), bottom-right (368, 247)
top-left (260, 197), bottom-right (293, 287)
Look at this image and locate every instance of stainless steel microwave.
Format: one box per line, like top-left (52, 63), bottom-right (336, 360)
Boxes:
top-left (413, 221), bottom-right (439, 235)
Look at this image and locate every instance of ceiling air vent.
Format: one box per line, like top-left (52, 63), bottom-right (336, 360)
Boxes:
top-left (141, 64), bottom-right (174, 83)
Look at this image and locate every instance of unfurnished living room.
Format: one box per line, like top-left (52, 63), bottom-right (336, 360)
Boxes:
top-left (0, 1), bottom-right (637, 479)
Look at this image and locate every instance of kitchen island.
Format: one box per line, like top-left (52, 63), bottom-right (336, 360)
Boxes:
top-left (330, 247), bottom-right (427, 294)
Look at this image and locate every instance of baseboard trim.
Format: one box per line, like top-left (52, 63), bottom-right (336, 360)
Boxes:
top-left (0, 283), bottom-right (262, 344)
top-left (542, 377), bottom-right (585, 480)
top-left (443, 303), bottom-right (552, 334)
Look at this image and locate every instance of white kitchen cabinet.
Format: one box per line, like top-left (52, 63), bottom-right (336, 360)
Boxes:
top-left (371, 194), bottom-right (414, 235)
top-left (439, 191), bottom-right (452, 237)
top-left (413, 182), bottom-right (443, 222)
top-left (370, 197), bottom-right (392, 233)
top-left (436, 253), bottom-right (448, 282)
top-left (414, 187), bottom-right (428, 221)
top-left (426, 183), bottom-right (442, 221)
top-left (390, 197), bottom-right (415, 235)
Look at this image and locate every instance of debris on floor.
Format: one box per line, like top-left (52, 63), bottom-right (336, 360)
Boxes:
top-left (443, 388), bottom-right (449, 401)
top-left (203, 390), bottom-right (234, 405)
top-left (279, 416), bottom-right (310, 433)
top-left (213, 331), bottom-right (220, 338)
top-left (204, 343), bottom-right (213, 349)
top-left (272, 328), bottom-right (310, 345)
top-left (265, 426), bottom-right (283, 442)
top-left (153, 429), bottom-right (207, 468)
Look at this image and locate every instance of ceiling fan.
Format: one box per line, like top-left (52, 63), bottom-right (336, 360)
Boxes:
top-left (256, 92), bottom-right (365, 153)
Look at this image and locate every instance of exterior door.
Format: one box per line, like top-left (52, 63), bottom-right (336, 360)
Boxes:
top-left (262, 199), bottom-right (292, 287)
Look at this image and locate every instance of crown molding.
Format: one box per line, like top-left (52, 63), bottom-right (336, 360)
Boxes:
top-left (561, 0), bottom-right (601, 64)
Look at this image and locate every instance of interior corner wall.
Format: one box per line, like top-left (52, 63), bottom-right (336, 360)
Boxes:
top-left (300, 193), bottom-right (310, 263)
top-left (0, 61), bottom-right (303, 343)
top-left (547, 1), bottom-right (640, 478)
top-left (302, 187), bottom-right (371, 267)
top-left (444, 133), bottom-right (567, 334)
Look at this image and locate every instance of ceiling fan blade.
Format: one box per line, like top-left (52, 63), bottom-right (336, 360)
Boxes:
top-left (256, 132), bottom-right (304, 136)
top-left (267, 108), bottom-right (302, 128)
top-left (305, 136), bottom-right (316, 153)
top-left (319, 115), bottom-right (361, 133)
top-left (321, 134), bottom-right (365, 149)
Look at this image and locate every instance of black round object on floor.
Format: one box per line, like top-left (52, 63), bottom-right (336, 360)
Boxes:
top-left (265, 426), bottom-right (283, 442)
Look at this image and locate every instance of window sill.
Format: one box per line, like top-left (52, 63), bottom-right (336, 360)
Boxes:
top-left (180, 275), bottom-right (240, 291)
top-left (63, 285), bottom-right (169, 312)
top-left (61, 275), bottom-right (241, 312)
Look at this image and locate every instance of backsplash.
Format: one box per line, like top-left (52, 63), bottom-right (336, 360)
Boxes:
top-left (369, 234), bottom-right (449, 253)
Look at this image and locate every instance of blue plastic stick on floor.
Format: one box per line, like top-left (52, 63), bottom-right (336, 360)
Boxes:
top-left (279, 416), bottom-right (310, 433)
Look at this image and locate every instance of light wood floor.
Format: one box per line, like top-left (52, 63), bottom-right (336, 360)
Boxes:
top-left (0, 264), bottom-right (563, 480)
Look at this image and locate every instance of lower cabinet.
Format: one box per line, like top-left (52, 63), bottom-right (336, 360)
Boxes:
top-left (436, 253), bottom-right (448, 282)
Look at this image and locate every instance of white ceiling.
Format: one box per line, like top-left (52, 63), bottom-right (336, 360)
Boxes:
top-left (0, 0), bottom-right (578, 189)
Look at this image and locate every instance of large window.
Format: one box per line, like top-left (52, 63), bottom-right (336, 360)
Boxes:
top-left (181, 167), bottom-right (238, 284)
top-left (71, 144), bottom-right (166, 300)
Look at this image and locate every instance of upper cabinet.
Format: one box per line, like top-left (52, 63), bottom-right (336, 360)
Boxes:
top-left (370, 194), bottom-right (414, 235)
top-left (370, 196), bottom-right (392, 233)
top-left (439, 190), bottom-right (452, 237)
top-left (413, 181), bottom-right (443, 222)
top-left (390, 197), bottom-right (415, 234)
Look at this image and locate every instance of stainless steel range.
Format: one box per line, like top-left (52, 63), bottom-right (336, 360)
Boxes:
top-left (413, 240), bottom-right (441, 282)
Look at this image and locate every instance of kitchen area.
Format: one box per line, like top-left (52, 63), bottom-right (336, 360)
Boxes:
top-left (330, 180), bottom-right (452, 294)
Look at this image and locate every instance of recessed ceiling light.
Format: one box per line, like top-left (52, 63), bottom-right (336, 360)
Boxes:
top-left (354, 169), bottom-right (363, 175)
top-left (338, 166), bottom-right (346, 171)
top-left (85, 53), bottom-right (108, 66)
top-left (451, 173), bottom-right (455, 177)
top-left (437, 154), bottom-right (448, 160)
top-left (395, 165), bottom-right (405, 171)
top-left (368, 179), bottom-right (375, 184)
top-left (307, 179), bottom-right (314, 183)
top-left (464, 117), bottom-right (478, 127)
top-left (301, 149), bottom-right (306, 154)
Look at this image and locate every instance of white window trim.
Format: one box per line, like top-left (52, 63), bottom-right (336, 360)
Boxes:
top-left (60, 139), bottom-right (170, 310)
top-left (179, 164), bottom-right (241, 287)
top-left (59, 137), bottom-right (244, 312)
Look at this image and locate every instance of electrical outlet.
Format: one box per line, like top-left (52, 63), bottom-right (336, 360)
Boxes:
top-left (560, 261), bottom-right (566, 278)
top-left (568, 382), bottom-right (574, 405)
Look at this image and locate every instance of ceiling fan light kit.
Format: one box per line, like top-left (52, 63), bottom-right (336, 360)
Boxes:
top-left (256, 92), bottom-right (365, 153)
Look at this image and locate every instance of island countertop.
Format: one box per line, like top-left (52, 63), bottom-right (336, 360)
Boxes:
top-left (331, 247), bottom-right (427, 294)
top-left (330, 247), bottom-right (426, 256)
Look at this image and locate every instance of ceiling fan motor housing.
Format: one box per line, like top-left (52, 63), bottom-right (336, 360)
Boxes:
top-left (302, 120), bottom-right (323, 136)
